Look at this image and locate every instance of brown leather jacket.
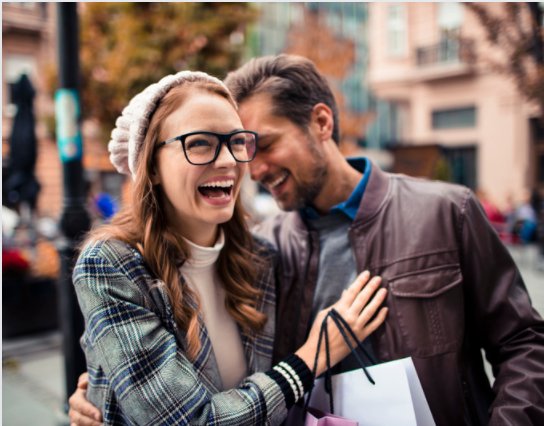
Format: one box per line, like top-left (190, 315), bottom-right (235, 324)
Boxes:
top-left (255, 161), bottom-right (544, 426)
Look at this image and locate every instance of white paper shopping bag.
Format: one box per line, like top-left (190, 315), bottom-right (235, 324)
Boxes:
top-left (308, 357), bottom-right (435, 426)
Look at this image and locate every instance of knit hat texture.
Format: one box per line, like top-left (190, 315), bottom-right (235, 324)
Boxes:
top-left (108, 71), bottom-right (234, 179)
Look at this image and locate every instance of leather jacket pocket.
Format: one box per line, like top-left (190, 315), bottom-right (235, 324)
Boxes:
top-left (388, 264), bottom-right (464, 358)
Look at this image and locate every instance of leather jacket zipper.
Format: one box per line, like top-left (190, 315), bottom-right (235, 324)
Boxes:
top-left (460, 373), bottom-right (477, 426)
top-left (291, 234), bottom-right (313, 351)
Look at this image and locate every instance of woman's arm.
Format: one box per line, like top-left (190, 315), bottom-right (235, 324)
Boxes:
top-left (73, 244), bottom-right (387, 425)
top-left (75, 248), bottom-right (289, 426)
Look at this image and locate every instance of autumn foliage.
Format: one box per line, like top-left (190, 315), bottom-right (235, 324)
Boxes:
top-left (77, 2), bottom-right (257, 140)
top-left (284, 9), bottom-right (373, 149)
top-left (466, 2), bottom-right (544, 118)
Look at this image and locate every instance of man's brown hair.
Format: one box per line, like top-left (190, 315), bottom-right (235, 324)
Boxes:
top-left (224, 54), bottom-right (340, 145)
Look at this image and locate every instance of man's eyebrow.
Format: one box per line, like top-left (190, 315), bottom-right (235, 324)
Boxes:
top-left (257, 133), bottom-right (276, 141)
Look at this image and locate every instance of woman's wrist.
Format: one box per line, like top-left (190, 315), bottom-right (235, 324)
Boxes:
top-left (264, 353), bottom-right (314, 410)
top-left (295, 344), bottom-right (325, 378)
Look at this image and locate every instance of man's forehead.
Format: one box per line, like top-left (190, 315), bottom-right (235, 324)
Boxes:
top-left (239, 94), bottom-right (287, 129)
top-left (239, 92), bottom-right (275, 112)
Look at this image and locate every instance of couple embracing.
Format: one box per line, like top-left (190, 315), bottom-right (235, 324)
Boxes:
top-left (69, 55), bottom-right (544, 426)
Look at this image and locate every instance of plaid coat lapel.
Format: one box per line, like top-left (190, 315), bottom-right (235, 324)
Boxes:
top-left (177, 281), bottom-right (224, 393)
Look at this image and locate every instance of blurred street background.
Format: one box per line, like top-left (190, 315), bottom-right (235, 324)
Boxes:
top-left (3, 2), bottom-right (544, 425)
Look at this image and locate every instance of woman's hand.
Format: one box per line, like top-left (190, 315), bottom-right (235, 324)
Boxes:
top-left (68, 372), bottom-right (103, 426)
top-left (295, 271), bottom-right (388, 377)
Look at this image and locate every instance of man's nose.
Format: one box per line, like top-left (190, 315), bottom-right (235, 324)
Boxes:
top-left (248, 155), bottom-right (268, 181)
top-left (213, 142), bottom-right (236, 168)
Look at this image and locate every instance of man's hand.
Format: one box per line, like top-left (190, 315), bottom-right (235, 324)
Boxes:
top-left (68, 373), bottom-right (103, 426)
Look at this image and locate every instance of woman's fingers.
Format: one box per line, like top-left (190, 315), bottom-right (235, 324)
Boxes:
top-left (356, 287), bottom-right (388, 330)
top-left (336, 271), bottom-right (371, 309)
top-left (350, 276), bottom-right (383, 314)
top-left (359, 307), bottom-right (389, 339)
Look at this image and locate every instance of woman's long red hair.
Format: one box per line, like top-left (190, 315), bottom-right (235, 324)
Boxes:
top-left (82, 79), bottom-right (267, 359)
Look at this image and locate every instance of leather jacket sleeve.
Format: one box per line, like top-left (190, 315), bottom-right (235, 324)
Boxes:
top-left (458, 190), bottom-right (544, 424)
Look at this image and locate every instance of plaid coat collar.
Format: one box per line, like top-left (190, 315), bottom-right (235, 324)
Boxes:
top-left (114, 237), bottom-right (276, 393)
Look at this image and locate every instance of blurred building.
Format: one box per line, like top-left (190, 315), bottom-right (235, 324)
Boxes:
top-left (247, 2), bottom-right (400, 152)
top-left (2, 2), bottom-right (120, 221)
top-left (368, 2), bottom-right (544, 209)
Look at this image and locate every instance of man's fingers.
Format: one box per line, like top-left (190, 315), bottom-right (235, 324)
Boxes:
top-left (68, 406), bottom-right (103, 426)
top-left (350, 276), bottom-right (383, 313)
top-left (337, 271), bottom-right (371, 308)
top-left (77, 372), bottom-right (89, 389)
top-left (68, 388), bottom-right (103, 424)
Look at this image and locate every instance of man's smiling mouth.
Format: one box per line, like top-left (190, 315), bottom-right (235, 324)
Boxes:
top-left (265, 172), bottom-right (288, 191)
top-left (198, 180), bottom-right (234, 199)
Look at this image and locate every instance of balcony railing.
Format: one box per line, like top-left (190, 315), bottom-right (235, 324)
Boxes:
top-left (416, 39), bottom-right (475, 67)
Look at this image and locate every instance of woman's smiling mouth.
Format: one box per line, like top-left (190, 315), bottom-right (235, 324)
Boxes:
top-left (198, 179), bottom-right (235, 200)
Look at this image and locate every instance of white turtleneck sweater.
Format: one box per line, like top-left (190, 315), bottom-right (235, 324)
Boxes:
top-left (179, 232), bottom-right (247, 390)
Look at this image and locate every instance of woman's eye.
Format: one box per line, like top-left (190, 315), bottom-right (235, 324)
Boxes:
top-left (231, 137), bottom-right (246, 146)
top-left (186, 139), bottom-right (212, 149)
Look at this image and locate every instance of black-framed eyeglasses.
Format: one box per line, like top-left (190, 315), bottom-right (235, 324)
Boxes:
top-left (156, 130), bottom-right (258, 165)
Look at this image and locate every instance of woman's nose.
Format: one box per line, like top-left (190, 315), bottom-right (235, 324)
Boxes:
top-left (213, 142), bottom-right (236, 168)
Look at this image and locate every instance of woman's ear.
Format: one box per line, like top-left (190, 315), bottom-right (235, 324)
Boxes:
top-left (312, 103), bottom-right (334, 143)
top-left (150, 165), bottom-right (160, 186)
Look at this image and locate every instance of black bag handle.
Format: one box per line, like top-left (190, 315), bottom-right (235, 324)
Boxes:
top-left (304, 314), bottom-right (333, 417)
top-left (328, 309), bottom-right (375, 384)
top-left (303, 309), bottom-right (376, 418)
top-left (329, 309), bottom-right (377, 365)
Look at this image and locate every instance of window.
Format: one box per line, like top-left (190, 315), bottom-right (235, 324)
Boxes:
top-left (387, 4), bottom-right (407, 57)
top-left (432, 106), bottom-right (476, 129)
top-left (437, 3), bottom-right (464, 31)
top-left (4, 2), bottom-right (37, 9)
top-left (441, 146), bottom-right (477, 190)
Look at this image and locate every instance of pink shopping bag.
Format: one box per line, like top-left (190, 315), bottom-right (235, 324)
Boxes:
top-left (286, 404), bottom-right (358, 426)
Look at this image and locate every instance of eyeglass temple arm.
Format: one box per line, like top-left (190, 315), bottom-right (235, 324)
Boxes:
top-left (157, 136), bottom-right (181, 148)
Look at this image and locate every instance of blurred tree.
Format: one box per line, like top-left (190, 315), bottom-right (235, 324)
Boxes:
top-left (48, 2), bottom-right (257, 141)
top-left (284, 9), bottom-right (373, 150)
top-left (433, 156), bottom-right (453, 183)
top-left (466, 2), bottom-right (544, 118)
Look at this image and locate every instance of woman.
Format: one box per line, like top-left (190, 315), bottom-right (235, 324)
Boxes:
top-left (71, 71), bottom-right (388, 425)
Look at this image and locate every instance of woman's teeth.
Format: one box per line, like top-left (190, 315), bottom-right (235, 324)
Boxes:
top-left (200, 179), bottom-right (235, 188)
top-left (198, 179), bottom-right (234, 199)
top-left (208, 192), bottom-right (228, 199)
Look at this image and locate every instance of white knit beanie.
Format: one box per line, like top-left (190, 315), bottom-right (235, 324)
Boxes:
top-left (108, 70), bottom-right (236, 179)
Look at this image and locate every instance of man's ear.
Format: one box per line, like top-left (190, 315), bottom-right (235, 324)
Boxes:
top-left (312, 103), bottom-right (334, 142)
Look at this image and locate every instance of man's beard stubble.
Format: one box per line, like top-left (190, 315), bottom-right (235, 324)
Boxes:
top-left (279, 139), bottom-right (328, 212)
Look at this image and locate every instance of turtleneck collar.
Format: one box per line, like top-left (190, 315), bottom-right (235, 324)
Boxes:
top-left (181, 229), bottom-right (225, 271)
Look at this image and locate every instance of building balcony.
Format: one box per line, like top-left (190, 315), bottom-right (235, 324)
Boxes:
top-left (417, 39), bottom-right (475, 67)
top-left (2, 3), bottom-right (50, 35)
top-left (412, 39), bottom-right (476, 82)
top-left (369, 38), bottom-right (476, 100)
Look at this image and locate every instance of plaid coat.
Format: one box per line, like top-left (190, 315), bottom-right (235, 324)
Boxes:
top-left (73, 236), bottom-right (288, 426)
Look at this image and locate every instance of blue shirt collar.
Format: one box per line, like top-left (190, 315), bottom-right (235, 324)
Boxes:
top-left (300, 157), bottom-right (371, 221)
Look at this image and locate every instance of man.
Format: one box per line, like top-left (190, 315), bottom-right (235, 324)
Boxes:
top-left (69, 55), bottom-right (544, 425)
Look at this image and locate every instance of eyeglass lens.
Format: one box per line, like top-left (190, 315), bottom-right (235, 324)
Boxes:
top-left (184, 132), bottom-right (256, 164)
